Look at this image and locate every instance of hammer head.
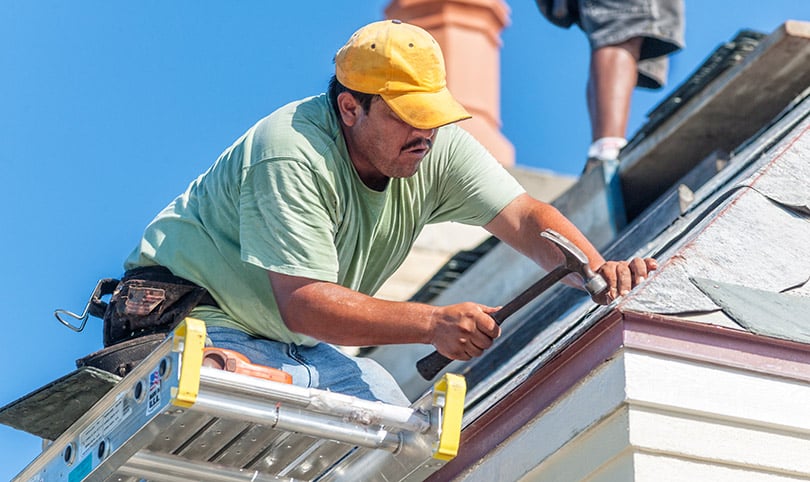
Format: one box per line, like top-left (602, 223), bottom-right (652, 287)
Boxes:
top-left (540, 229), bottom-right (608, 298)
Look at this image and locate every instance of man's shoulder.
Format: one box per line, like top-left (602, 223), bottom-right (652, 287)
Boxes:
top-left (247, 94), bottom-right (342, 165)
top-left (254, 94), bottom-right (335, 135)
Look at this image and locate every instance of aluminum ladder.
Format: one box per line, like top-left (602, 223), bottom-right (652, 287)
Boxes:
top-left (13, 318), bottom-right (466, 481)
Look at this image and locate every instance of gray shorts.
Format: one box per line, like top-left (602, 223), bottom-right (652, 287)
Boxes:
top-left (538, 0), bottom-right (685, 88)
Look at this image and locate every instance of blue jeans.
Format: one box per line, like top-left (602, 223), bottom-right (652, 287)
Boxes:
top-left (205, 326), bottom-right (410, 406)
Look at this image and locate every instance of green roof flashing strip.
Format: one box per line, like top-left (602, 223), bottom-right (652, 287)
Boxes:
top-left (432, 373), bottom-right (466, 461)
top-left (171, 318), bottom-right (207, 408)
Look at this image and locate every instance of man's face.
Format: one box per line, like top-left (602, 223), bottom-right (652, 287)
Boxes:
top-left (339, 93), bottom-right (437, 190)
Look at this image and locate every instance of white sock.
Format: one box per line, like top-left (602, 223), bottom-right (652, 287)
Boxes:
top-left (588, 137), bottom-right (627, 162)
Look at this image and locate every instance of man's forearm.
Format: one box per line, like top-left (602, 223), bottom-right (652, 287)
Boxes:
top-left (269, 271), bottom-right (501, 358)
top-left (276, 279), bottom-right (436, 346)
top-left (486, 194), bottom-right (606, 274)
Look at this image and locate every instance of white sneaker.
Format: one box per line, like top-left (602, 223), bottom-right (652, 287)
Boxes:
top-left (583, 137), bottom-right (627, 174)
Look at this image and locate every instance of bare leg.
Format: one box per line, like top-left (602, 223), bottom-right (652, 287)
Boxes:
top-left (586, 37), bottom-right (643, 141)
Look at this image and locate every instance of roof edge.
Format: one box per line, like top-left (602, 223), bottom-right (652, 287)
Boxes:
top-left (428, 310), bottom-right (810, 481)
top-left (622, 310), bottom-right (810, 383)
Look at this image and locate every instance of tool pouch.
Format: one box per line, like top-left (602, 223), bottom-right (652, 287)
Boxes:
top-left (101, 266), bottom-right (214, 347)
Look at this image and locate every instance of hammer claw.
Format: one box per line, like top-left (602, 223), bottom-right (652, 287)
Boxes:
top-left (540, 229), bottom-right (607, 298)
top-left (540, 229), bottom-right (589, 267)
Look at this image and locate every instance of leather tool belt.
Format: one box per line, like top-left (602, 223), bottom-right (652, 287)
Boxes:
top-left (94, 266), bottom-right (218, 347)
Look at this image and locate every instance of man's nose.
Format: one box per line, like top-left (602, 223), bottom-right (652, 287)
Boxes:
top-left (413, 128), bottom-right (436, 140)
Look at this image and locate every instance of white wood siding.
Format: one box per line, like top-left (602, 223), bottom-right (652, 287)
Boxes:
top-left (457, 349), bottom-right (810, 481)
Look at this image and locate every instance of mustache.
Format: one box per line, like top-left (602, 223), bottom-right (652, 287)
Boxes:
top-left (402, 137), bottom-right (433, 151)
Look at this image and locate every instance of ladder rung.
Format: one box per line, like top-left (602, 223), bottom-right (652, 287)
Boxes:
top-left (12, 319), bottom-right (466, 481)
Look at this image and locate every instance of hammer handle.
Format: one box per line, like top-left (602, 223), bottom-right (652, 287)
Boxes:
top-left (415, 351), bottom-right (455, 381)
top-left (416, 266), bottom-right (570, 380)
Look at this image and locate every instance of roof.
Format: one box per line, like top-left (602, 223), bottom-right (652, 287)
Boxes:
top-left (620, 116), bottom-right (810, 320)
top-left (427, 96), bottom-right (810, 479)
top-left (367, 20), bottom-right (810, 480)
top-left (483, 23), bottom-right (810, 409)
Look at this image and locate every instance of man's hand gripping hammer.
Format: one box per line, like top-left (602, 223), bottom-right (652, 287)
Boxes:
top-left (416, 229), bottom-right (608, 380)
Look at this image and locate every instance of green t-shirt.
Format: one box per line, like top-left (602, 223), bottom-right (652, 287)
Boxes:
top-left (125, 94), bottom-right (525, 345)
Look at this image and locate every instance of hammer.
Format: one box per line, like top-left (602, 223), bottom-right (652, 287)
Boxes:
top-left (415, 229), bottom-right (608, 380)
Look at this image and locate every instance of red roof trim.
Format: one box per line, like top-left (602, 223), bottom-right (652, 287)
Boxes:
top-left (622, 311), bottom-right (810, 383)
top-left (429, 310), bottom-right (810, 481)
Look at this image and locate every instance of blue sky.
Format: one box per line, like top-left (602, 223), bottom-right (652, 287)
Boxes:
top-left (1, 1), bottom-right (807, 477)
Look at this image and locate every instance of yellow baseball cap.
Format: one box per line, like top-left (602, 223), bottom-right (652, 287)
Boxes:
top-left (335, 19), bottom-right (472, 130)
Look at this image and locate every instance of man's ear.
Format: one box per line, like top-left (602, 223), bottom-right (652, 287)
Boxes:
top-left (336, 92), bottom-right (361, 127)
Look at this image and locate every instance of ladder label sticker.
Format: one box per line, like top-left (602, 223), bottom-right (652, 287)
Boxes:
top-left (79, 397), bottom-right (129, 458)
top-left (147, 367), bottom-right (162, 415)
top-left (68, 454), bottom-right (92, 482)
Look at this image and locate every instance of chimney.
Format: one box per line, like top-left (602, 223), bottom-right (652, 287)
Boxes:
top-left (385, 0), bottom-right (515, 166)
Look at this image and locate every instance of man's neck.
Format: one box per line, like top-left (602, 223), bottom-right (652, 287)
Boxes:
top-left (341, 125), bottom-right (389, 191)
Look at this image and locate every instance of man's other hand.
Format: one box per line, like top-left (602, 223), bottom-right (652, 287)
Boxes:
top-left (593, 257), bottom-right (657, 304)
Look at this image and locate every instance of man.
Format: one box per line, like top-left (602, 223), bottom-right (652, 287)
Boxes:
top-left (536, 0), bottom-right (685, 172)
top-left (123, 20), bottom-right (656, 406)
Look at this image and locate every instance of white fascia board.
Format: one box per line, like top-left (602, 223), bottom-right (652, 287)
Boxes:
top-left (455, 353), bottom-right (629, 482)
top-left (624, 349), bottom-right (810, 432)
top-left (457, 346), bottom-right (810, 482)
top-left (629, 406), bottom-right (810, 475)
top-left (518, 408), bottom-right (634, 482)
top-left (521, 399), bottom-right (810, 482)
top-left (584, 451), bottom-right (636, 482)
top-left (633, 453), bottom-right (809, 482)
